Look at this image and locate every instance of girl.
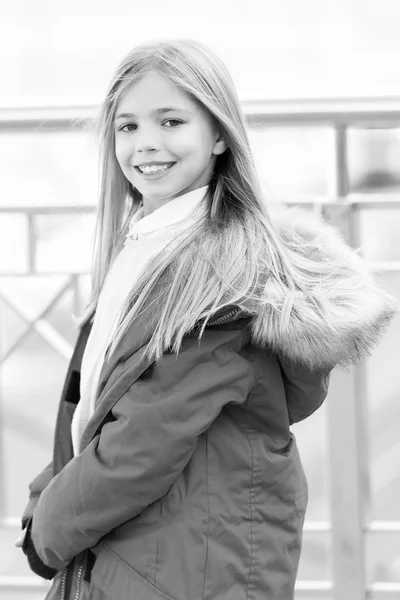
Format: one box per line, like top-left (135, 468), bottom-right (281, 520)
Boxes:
top-left (18, 39), bottom-right (396, 600)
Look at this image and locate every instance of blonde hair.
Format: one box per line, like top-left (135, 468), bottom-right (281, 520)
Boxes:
top-left (79, 38), bottom-right (328, 363)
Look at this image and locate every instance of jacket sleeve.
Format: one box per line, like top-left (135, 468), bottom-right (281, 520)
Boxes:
top-left (278, 358), bottom-right (330, 425)
top-left (30, 328), bottom-right (254, 571)
top-left (21, 461), bottom-right (54, 529)
top-left (21, 318), bottom-right (93, 530)
top-left (20, 319), bottom-right (94, 578)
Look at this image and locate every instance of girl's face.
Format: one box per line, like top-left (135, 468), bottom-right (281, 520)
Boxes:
top-left (114, 70), bottom-right (227, 214)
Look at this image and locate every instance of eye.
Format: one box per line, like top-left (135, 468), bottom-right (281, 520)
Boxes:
top-left (163, 119), bottom-right (183, 127)
top-left (118, 123), bottom-right (137, 132)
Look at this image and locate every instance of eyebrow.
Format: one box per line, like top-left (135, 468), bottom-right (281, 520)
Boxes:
top-left (114, 107), bottom-right (192, 120)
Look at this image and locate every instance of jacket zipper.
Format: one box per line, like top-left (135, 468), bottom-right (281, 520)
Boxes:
top-left (73, 550), bottom-right (88, 600)
top-left (208, 308), bottom-right (241, 326)
top-left (60, 563), bottom-right (70, 600)
top-left (60, 550), bottom-right (88, 600)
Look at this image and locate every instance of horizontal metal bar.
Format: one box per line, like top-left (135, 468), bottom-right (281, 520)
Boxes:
top-left (280, 196), bottom-right (400, 209)
top-left (303, 521), bottom-right (331, 533)
top-left (0, 205), bottom-right (96, 214)
top-left (1, 517), bottom-right (21, 527)
top-left (298, 521), bottom-right (400, 535)
top-left (369, 521), bottom-right (400, 533)
top-left (0, 269), bottom-right (91, 276)
top-left (295, 580), bottom-right (333, 592)
top-left (283, 195), bottom-right (400, 208)
top-left (2, 98), bottom-right (400, 130)
top-left (242, 97), bottom-right (400, 127)
top-left (0, 271), bottom-right (88, 278)
top-left (1, 197), bottom-right (400, 215)
top-left (368, 582), bottom-right (400, 594)
top-left (0, 576), bottom-right (50, 590)
top-left (348, 195), bottom-right (400, 210)
top-left (370, 262), bottom-right (400, 272)
top-left (0, 105), bottom-right (95, 131)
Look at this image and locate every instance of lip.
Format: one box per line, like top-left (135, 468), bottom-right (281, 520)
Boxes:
top-left (134, 162), bottom-right (176, 180)
top-left (135, 161), bottom-right (175, 167)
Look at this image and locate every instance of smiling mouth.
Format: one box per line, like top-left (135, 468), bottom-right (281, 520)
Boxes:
top-left (135, 162), bottom-right (175, 175)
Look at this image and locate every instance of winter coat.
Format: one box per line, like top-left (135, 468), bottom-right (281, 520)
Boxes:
top-left (21, 207), bottom-right (396, 600)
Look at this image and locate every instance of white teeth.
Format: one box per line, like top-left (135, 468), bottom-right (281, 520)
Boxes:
top-left (138, 163), bottom-right (171, 174)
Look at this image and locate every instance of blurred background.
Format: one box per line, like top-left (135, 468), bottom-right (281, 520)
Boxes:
top-left (0, 1), bottom-right (400, 599)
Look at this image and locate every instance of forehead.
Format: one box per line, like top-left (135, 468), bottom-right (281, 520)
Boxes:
top-left (117, 70), bottom-right (198, 114)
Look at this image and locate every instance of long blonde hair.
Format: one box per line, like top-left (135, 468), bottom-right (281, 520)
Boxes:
top-left (79, 38), bottom-right (327, 363)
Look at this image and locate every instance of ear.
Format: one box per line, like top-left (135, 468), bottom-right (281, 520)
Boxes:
top-left (212, 134), bottom-right (228, 156)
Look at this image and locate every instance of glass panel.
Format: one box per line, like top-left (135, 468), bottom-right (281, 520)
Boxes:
top-left (348, 128), bottom-right (400, 193)
top-left (35, 213), bottom-right (95, 273)
top-left (77, 274), bottom-right (91, 309)
top-left (46, 285), bottom-right (81, 345)
top-left (297, 530), bottom-right (331, 582)
top-left (0, 275), bottom-right (70, 319)
top-left (0, 214), bottom-right (28, 273)
top-left (0, 299), bottom-right (26, 358)
top-left (356, 207), bottom-right (400, 261)
top-left (292, 402), bottom-right (330, 522)
top-left (2, 332), bottom-right (68, 518)
top-left (0, 131), bottom-right (98, 207)
top-left (366, 533), bottom-right (400, 585)
top-left (248, 127), bottom-right (329, 199)
top-left (366, 272), bottom-right (400, 521)
top-left (1, 522), bottom-right (53, 588)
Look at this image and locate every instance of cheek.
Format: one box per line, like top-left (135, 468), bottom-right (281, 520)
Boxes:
top-left (114, 141), bottom-right (122, 166)
top-left (114, 148), bottom-right (133, 182)
top-left (114, 142), bottom-right (129, 167)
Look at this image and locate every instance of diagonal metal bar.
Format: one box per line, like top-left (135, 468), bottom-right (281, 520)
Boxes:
top-left (0, 277), bottom-right (75, 361)
top-left (0, 282), bottom-right (70, 360)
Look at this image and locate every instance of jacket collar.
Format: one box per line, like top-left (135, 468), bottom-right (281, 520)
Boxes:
top-left (127, 185), bottom-right (208, 239)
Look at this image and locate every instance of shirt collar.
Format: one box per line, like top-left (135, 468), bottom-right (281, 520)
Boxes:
top-left (127, 186), bottom-right (209, 238)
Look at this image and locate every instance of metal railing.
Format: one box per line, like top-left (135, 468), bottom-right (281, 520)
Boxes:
top-left (1, 98), bottom-right (400, 599)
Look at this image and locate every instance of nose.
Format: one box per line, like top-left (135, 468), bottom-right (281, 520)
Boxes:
top-left (135, 128), bottom-right (161, 153)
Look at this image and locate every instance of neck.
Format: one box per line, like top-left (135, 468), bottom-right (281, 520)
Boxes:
top-left (141, 184), bottom-right (209, 217)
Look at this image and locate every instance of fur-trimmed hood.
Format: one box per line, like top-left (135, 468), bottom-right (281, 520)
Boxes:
top-left (98, 202), bottom-right (398, 375)
top-left (236, 205), bottom-right (398, 372)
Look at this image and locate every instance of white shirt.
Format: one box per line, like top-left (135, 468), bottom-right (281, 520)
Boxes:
top-left (71, 185), bottom-right (209, 455)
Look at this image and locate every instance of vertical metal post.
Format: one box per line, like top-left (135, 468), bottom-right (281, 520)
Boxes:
top-left (329, 124), bottom-right (349, 199)
top-left (349, 206), bottom-right (372, 530)
top-left (326, 365), bottom-right (367, 600)
top-left (326, 129), bottom-right (369, 599)
top-left (27, 213), bottom-right (36, 274)
top-left (71, 274), bottom-right (82, 317)
top-left (0, 297), bottom-right (4, 519)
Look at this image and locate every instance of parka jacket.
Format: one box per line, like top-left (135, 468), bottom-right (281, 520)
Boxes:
top-left (21, 207), bottom-right (396, 600)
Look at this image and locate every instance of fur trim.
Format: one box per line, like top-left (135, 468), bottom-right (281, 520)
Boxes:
top-left (241, 206), bottom-right (398, 372)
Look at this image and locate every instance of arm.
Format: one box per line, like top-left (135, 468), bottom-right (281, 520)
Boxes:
top-left (30, 328), bottom-right (254, 571)
top-left (279, 358), bottom-right (330, 425)
top-left (21, 461), bottom-right (54, 529)
top-left (20, 319), bottom-right (93, 578)
top-left (19, 464), bottom-right (58, 580)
